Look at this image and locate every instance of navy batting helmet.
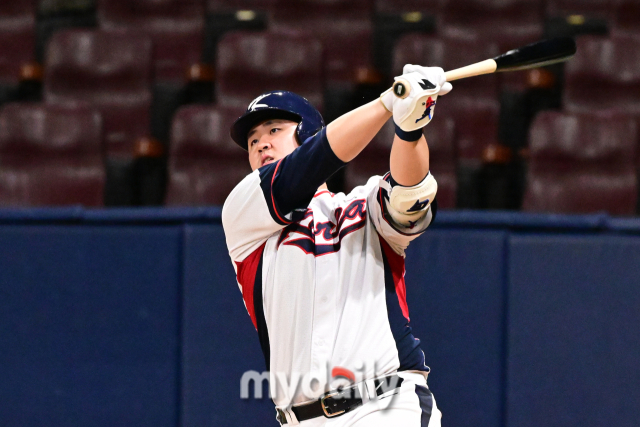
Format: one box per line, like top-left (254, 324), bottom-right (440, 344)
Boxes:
top-left (230, 90), bottom-right (325, 150)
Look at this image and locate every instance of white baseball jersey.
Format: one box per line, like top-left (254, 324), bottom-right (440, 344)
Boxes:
top-left (222, 129), bottom-right (436, 409)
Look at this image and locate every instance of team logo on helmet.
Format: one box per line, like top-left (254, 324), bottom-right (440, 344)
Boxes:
top-left (248, 93), bottom-right (271, 111)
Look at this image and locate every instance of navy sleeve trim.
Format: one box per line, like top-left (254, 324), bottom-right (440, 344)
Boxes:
top-left (258, 128), bottom-right (346, 224)
top-left (257, 159), bottom-right (292, 226)
top-left (257, 160), bottom-right (291, 226)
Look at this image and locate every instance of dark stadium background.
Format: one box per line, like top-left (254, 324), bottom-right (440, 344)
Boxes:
top-left (0, 1), bottom-right (639, 426)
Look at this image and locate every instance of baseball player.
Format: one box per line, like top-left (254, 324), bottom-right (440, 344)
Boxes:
top-left (222, 65), bottom-right (452, 426)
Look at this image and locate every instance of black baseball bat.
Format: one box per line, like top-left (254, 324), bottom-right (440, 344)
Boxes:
top-left (391, 37), bottom-right (577, 98)
top-left (444, 37), bottom-right (577, 81)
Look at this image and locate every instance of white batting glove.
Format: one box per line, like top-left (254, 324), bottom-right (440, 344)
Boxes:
top-left (380, 65), bottom-right (452, 132)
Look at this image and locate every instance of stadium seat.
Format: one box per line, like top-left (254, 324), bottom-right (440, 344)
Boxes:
top-left (439, 0), bottom-right (544, 52)
top-left (522, 110), bottom-right (637, 215)
top-left (36, 0), bottom-right (97, 63)
top-left (98, 0), bottom-right (206, 150)
top-left (44, 29), bottom-right (153, 205)
top-left (0, 103), bottom-right (105, 206)
top-left (563, 34), bottom-right (640, 116)
top-left (372, 0), bottom-right (438, 76)
top-left (0, 2), bottom-right (36, 89)
top-left (345, 116), bottom-right (457, 208)
top-left (166, 105), bottom-right (251, 206)
top-left (97, 0), bottom-right (205, 82)
top-left (44, 29), bottom-right (153, 157)
top-left (216, 30), bottom-right (324, 111)
top-left (203, 0), bottom-right (273, 65)
top-left (270, 0), bottom-right (373, 84)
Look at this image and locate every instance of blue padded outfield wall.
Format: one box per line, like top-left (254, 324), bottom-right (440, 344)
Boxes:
top-left (1, 208), bottom-right (639, 427)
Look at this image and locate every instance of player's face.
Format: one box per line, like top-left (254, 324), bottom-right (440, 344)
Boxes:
top-left (247, 119), bottom-right (299, 171)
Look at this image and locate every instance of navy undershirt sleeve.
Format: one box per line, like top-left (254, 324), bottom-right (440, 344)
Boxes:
top-left (257, 128), bottom-right (346, 225)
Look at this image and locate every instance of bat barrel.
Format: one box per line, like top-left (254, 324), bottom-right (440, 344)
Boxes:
top-left (493, 37), bottom-right (577, 72)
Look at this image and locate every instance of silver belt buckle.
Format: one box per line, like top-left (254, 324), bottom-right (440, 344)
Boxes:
top-left (276, 408), bottom-right (288, 424)
top-left (320, 390), bottom-right (347, 418)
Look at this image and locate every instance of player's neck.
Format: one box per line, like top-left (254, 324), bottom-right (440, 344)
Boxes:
top-left (317, 183), bottom-right (328, 192)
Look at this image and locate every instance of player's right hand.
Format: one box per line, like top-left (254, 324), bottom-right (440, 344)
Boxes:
top-left (380, 65), bottom-right (452, 132)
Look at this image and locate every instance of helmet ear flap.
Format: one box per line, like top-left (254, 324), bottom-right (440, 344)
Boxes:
top-left (295, 122), bottom-right (304, 145)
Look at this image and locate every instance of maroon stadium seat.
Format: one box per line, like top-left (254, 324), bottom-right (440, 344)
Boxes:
top-left (0, 1), bottom-right (36, 85)
top-left (270, 0), bottom-right (373, 84)
top-left (203, 0), bottom-right (274, 67)
top-left (44, 29), bottom-right (153, 157)
top-left (345, 116), bottom-right (457, 208)
top-left (216, 30), bottom-right (324, 111)
top-left (439, 0), bottom-right (544, 52)
top-left (166, 105), bottom-right (251, 206)
top-left (522, 110), bottom-right (637, 215)
top-left (0, 103), bottom-right (105, 206)
top-left (372, 0), bottom-right (439, 76)
top-left (563, 34), bottom-right (640, 117)
top-left (97, 0), bottom-right (205, 82)
top-left (392, 34), bottom-right (501, 162)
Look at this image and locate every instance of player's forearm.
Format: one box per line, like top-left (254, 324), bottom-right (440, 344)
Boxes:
top-left (325, 99), bottom-right (392, 162)
top-left (389, 134), bottom-right (430, 186)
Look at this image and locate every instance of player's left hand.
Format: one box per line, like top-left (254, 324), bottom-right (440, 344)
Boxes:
top-left (380, 65), bottom-right (452, 132)
top-left (401, 64), bottom-right (453, 97)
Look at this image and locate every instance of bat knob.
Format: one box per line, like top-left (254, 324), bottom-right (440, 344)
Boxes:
top-left (392, 79), bottom-right (411, 99)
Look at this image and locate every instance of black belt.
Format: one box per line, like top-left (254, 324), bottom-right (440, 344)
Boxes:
top-left (276, 374), bottom-right (404, 424)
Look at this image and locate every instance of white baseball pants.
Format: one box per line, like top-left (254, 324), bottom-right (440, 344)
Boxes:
top-left (293, 372), bottom-right (442, 427)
